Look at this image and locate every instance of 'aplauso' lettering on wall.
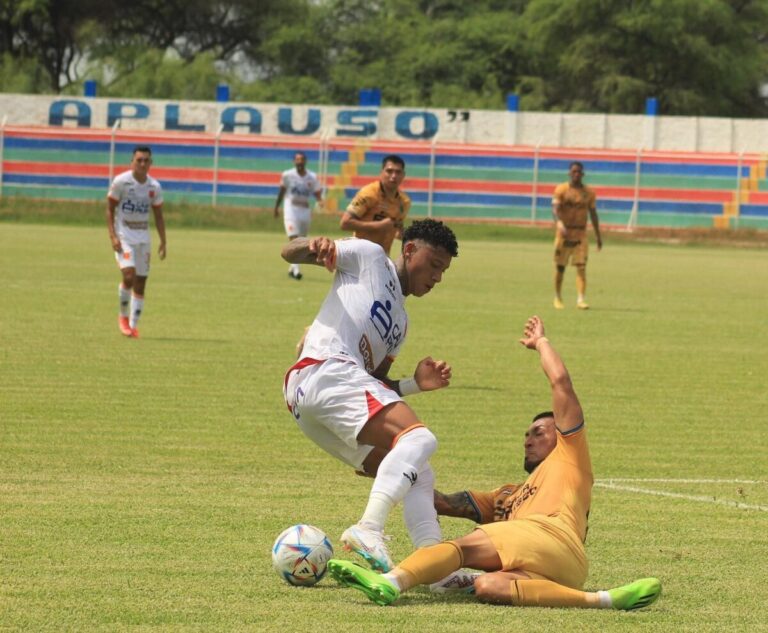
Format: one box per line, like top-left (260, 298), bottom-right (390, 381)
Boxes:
top-left (48, 100), bottom-right (439, 140)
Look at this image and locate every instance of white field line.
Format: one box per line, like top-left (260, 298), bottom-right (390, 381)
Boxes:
top-left (595, 481), bottom-right (768, 512)
top-left (596, 478), bottom-right (765, 485)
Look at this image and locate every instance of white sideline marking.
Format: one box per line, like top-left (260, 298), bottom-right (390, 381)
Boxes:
top-left (596, 478), bottom-right (765, 485)
top-left (595, 481), bottom-right (768, 512)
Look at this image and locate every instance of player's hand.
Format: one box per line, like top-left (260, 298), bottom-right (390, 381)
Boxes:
top-left (308, 236), bottom-right (336, 271)
top-left (596, 236), bottom-right (603, 251)
top-left (111, 236), bottom-right (122, 253)
top-left (378, 217), bottom-right (396, 232)
top-left (158, 242), bottom-right (167, 260)
top-left (519, 315), bottom-right (545, 350)
top-left (273, 207), bottom-right (279, 219)
top-left (414, 356), bottom-right (452, 391)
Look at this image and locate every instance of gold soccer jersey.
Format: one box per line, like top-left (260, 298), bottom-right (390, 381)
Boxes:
top-left (346, 181), bottom-right (411, 255)
top-left (467, 425), bottom-right (593, 543)
top-left (552, 182), bottom-right (596, 243)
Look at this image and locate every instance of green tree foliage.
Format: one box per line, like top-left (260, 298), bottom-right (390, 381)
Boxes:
top-left (0, 0), bottom-right (766, 116)
top-left (524, 0), bottom-right (768, 116)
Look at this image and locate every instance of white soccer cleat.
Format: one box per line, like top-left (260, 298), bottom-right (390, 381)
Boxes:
top-left (429, 569), bottom-right (482, 594)
top-left (340, 524), bottom-right (394, 572)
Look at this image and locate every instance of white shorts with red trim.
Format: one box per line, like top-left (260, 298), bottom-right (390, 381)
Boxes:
top-left (283, 357), bottom-right (402, 470)
top-left (115, 241), bottom-right (151, 276)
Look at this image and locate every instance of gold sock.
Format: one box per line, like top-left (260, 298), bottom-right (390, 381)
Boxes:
top-left (510, 579), bottom-right (601, 608)
top-left (391, 541), bottom-right (463, 591)
top-left (575, 267), bottom-right (587, 297)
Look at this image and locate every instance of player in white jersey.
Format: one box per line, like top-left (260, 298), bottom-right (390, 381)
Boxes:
top-left (273, 151), bottom-right (323, 280)
top-left (282, 219), bottom-right (459, 574)
top-left (106, 146), bottom-right (166, 338)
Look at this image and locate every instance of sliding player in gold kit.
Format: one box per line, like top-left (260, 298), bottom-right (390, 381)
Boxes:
top-left (328, 315), bottom-right (661, 611)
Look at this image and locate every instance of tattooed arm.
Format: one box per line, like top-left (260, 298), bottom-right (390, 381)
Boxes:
top-left (434, 490), bottom-right (481, 523)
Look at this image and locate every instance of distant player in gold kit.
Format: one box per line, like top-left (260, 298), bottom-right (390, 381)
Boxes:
top-left (328, 315), bottom-right (661, 611)
top-left (552, 162), bottom-right (603, 309)
top-left (340, 154), bottom-right (411, 256)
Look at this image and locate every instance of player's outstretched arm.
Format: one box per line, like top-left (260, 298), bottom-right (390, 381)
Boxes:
top-left (519, 316), bottom-right (583, 434)
top-left (281, 236), bottom-right (336, 271)
top-left (373, 356), bottom-right (451, 396)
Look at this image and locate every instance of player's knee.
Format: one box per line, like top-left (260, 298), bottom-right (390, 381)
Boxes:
top-left (556, 265), bottom-right (565, 274)
top-left (398, 426), bottom-right (438, 459)
top-left (474, 574), bottom-right (509, 604)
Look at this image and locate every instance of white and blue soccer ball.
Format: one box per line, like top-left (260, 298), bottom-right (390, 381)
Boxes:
top-left (272, 524), bottom-right (334, 587)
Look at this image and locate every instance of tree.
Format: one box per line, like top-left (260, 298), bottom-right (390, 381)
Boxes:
top-left (522, 0), bottom-right (768, 115)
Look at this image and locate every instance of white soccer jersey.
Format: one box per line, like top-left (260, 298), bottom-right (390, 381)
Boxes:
top-left (108, 170), bottom-right (164, 244)
top-left (301, 239), bottom-right (407, 374)
top-left (281, 168), bottom-right (320, 215)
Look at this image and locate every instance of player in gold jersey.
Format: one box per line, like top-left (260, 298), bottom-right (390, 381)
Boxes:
top-left (340, 154), bottom-right (411, 256)
top-left (552, 161), bottom-right (603, 310)
top-left (328, 315), bottom-right (661, 611)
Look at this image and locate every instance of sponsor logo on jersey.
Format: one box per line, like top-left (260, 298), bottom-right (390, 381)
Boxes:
top-left (359, 334), bottom-right (374, 373)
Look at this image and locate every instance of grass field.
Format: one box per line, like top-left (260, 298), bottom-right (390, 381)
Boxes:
top-left (1, 220), bottom-right (767, 632)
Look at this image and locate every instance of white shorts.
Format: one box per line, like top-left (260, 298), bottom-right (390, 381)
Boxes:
top-left (283, 203), bottom-right (311, 238)
top-left (283, 357), bottom-right (403, 470)
top-left (115, 241), bottom-right (151, 276)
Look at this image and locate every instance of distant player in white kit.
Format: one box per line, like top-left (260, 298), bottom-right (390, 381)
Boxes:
top-left (281, 219), bottom-right (459, 576)
top-left (273, 151), bottom-right (323, 280)
top-left (106, 146), bottom-right (166, 338)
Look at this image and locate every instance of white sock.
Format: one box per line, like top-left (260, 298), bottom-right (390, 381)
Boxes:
top-left (130, 293), bottom-right (144, 329)
top-left (383, 572), bottom-right (402, 591)
top-left (290, 263), bottom-right (300, 275)
top-left (597, 590), bottom-right (612, 608)
top-left (119, 284), bottom-right (130, 317)
top-left (403, 463), bottom-right (441, 547)
top-left (360, 427), bottom-right (438, 529)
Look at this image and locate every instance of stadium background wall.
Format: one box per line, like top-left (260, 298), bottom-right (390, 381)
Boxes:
top-left (1, 94), bottom-right (767, 229)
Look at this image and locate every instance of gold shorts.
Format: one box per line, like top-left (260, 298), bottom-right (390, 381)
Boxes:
top-left (477, 515), bottom-right (588, 589)
top-left (554, 232), bottom-right (588, 267)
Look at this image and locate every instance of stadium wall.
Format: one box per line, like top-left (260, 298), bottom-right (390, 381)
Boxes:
top-left (3, 126), bottom-right (767, 230)
top-left (3, 93), bottom-right (768, 153)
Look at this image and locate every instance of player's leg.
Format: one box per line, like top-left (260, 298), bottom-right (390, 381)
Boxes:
top-left (553, 265), bottom-right (565, 309)
top-left (118, 267), bottom-right (135, 336)
top-left (553, 233), bottom-right (566, 308)
top-left (329, 528), bottom-right (500, 605)
top-left (284, 204), bottom-right (307, 280)
top-left (342, 401), bottom-right (438, 570)
top-left (129, 275), bottom-right (147, 336)
top-left (115, 243), bottom-right (135, 336)
top-left (575, 240), bottom-right (589, 309)
top-left (475, 574), bottom-right (661, 610)
top-left (127, 244), bottom-right (152, 336)
top-left (401, 463), bottom-right (441, 547)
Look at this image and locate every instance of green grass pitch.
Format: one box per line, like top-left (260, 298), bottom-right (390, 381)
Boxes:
top-left (1, 222), bottom-right (766, 632)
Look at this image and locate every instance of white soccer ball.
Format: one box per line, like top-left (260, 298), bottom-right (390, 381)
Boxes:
top-left (272, 524), bottom-right (334, 587)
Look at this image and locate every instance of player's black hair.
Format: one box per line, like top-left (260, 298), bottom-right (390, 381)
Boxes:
top-left (133, 145), bottom-right (152, 156)
top-left (569, 161), bottom-right (584, 171)
top-left (295, 151), bottom-right (307, 160)
top-left (382, 154), bottom-right (405, 169)
top-left (532, 411), bottom-right (555, 423)
top-left (401, 218), bottom-right (458, 257)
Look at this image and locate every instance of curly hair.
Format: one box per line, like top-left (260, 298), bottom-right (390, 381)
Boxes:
top-left (401, 218), bottom-right (458, 257)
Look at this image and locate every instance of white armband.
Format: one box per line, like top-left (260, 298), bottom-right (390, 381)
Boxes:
top-left (399, 377), bottom-right (421, 396)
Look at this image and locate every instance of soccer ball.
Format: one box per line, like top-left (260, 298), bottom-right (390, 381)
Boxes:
top-left (272, 524), bottom-right (334, 587)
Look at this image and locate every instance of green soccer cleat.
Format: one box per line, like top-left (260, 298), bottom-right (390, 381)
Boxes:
top-left (607, 577), bottom-right (662, 610)
top-left (327, 559), bottom-right (400, 606)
